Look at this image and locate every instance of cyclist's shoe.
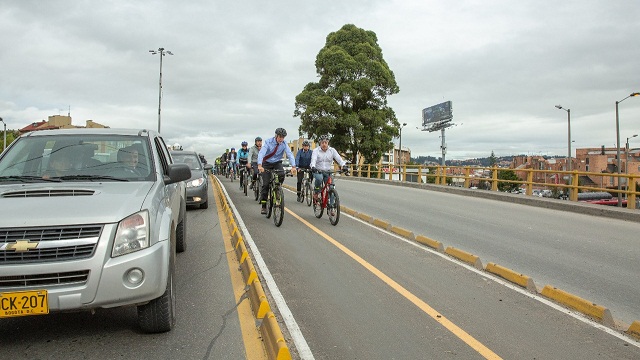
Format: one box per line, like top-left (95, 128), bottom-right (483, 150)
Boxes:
top-left (260, 205), bottom-right (267, 215)
top-left (296, 193), bottom-right (301, 202)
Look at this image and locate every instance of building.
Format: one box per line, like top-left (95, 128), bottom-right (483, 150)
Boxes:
top-left (19, 115), bottom-right (108, 134)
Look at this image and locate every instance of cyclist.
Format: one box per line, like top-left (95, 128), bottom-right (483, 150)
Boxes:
top-left (228, 147), bottom-right (238, 178)
top-left (220, 149), bottom-right (229, 176)
top-left (258, 128), bottom-right (297, 214)
top-left (237, 141), bottom-right (250, 189)
top-left (247, 137), bottom-right (262, 189)
top-left (295, 140), bottom-right (312, 202)
top-left (214, 157), bottom-right (221, 175)
top-left (310, 134), bottom-right (348, 202)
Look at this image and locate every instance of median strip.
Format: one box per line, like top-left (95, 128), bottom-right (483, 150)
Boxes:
top-left (540, 285), bottom-right (614, 327)
top-left (445, 247), bottom-right (483, 270)
top-left (485, 262), bottom-right (536, 292)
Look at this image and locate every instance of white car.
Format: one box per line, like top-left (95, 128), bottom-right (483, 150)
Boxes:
top-left (282, 159), bottom-right (293, 176)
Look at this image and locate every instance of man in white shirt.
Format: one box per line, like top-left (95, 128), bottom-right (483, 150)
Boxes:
top-left (309, 134), bottom-right (348, 202)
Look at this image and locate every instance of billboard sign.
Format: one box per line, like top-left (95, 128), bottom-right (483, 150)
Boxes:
top-left (422, 101), bottom-right (453, 130)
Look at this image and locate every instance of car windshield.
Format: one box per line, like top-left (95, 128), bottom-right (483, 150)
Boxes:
top-left (171, 153), bottom-right (201, 170)
top-left (0, 134), bottom-right (155, 182)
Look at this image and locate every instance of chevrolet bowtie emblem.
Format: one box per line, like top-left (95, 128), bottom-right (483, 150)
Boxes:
top-left (6, 240), bottom-right (39, 252)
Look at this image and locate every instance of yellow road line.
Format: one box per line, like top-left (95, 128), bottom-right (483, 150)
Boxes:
top-left (286, 208), bottom-right (502, 360)
top-left (213, 181), bottom-right (267, 360)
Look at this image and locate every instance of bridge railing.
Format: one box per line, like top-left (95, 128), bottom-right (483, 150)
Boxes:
top-left (339, 163), bottom-right (638, 209)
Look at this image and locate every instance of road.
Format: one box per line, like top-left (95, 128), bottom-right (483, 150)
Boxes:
top-left (219, 174), bottom-right (640, 359)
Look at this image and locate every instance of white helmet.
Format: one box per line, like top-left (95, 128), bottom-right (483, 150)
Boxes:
top-left (172, 143), bottom-right (183, 150)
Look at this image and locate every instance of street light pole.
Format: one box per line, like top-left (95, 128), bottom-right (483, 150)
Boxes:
top-left (0, 117), bottom-right (6, 152)
top-left (398, 122), bottom-right (407, 165)
top-left (555, 105), bottom-right (571, 172)
top-left (626, 134), bottom-right (638, 199)
top-left (615, 92), bottom-right (639, 207)
top-left (149, 48), bottom-right (173, 133)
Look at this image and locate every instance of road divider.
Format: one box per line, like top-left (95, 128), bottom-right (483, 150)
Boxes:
top-left (372, 218), bottom-right (391, 230)
top-left (485, 262), bottom-right (536, 292)
top-left (341, 206), bottom-right (358, 216)
top-left (249, 279), bottom-right (272, 319)
top-left (261, 312), bottom-right (292, 360)
top-left (445, 247), bottom-right (484, 270)
top-left (390, 226), bottom-right (415, 241)
top-left (415, 235), bottom-right (444, 252)
top-left (356, 212), bottom-right (374, 223)
top-left (540, 285), bottom-right (614, 327)
top-left (627, 321), bottom-right (640, 339)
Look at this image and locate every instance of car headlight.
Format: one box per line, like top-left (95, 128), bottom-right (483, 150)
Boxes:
top-left (112, 210), bottom-right (149, 257)
top-left (186, 177), bottom-right (206, 188)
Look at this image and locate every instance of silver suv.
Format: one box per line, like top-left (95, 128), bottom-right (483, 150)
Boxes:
top-left (0, 128), bottom-right (191, 333)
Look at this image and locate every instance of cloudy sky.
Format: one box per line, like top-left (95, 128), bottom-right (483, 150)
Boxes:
top-left (1, 1), bottom-right (639, 162)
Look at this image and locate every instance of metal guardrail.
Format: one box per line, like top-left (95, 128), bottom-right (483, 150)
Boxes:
top-left (340, 164), bottom-right (639, 210)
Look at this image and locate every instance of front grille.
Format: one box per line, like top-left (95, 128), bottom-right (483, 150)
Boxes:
top-left (0, 225), bottom-right (102, 264)
top-left (0, 270), bottom-right (90, 288)
top-left (2, 189), bottom-right (95, 198)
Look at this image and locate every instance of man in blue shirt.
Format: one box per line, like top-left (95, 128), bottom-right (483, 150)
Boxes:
top-left (294, 140), bottom-right (312, 202)
top-left (257, 128), bottom-right (297, 214)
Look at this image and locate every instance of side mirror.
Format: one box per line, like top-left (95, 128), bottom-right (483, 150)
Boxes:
top-left (164, 163), bottom-right (191, 184)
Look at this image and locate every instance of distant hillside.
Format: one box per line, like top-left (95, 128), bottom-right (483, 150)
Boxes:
top-left (411, 155), bottom-right (515, 167)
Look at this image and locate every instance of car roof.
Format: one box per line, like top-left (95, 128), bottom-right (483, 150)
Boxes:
top-left (23, 128), bottom-right (158, 137)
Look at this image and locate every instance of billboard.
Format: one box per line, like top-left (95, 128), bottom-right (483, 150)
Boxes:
top-left (422, 101), bottom-right (453, 130)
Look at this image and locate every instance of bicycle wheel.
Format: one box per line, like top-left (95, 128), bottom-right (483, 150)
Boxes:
top-left (304, 181), bottom-right (312, 206)
top-left (266, 186), bottom-right (274, 218)
top-left (273, 186), bottom-right (284, 227)
top-left (243, 172), bottom-right (248, 196)
top-left (313, 191), bottom-right (324, 218)
top-left (327, 189), bottom-right (340, 226)
top-left (254, 176), bottom-right (261, 201)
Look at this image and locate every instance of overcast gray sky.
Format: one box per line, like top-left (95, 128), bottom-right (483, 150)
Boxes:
top-left (1, 1), bottom-right (639, 162)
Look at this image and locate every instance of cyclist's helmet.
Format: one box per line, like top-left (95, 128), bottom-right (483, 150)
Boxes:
top-left (302, 140), bottom-right (310, 146)
top-left (241, 141), bottom-right (248, 146)
top-left (231, 147), bottom-right (235, 151)
top-left (275, 127), bottom-right (287, 137)
top-left (318, 134), bottom-right (330, 142)
top-left (255, 136), bottom-right (262, 142)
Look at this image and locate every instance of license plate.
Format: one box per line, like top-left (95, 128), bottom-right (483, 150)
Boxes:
top-left (0, 290), bottom-right (49, 318)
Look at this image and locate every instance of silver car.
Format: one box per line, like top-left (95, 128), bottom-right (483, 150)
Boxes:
top-left (170, 150), bottom-right (213, 209)
top-left (0, 128), bottom-right (190, 333)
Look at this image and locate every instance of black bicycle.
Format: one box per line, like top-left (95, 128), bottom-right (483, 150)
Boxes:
top-left (298, 168), bottom-right (313, 206)
top-left (252, 168), bottom-right (262, 201)
top-left (263, 169), bottom-right (287, 227)
top-left (240, 166), bottom-right (249, 196)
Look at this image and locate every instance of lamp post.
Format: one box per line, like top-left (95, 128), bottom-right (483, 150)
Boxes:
top-left (555, 105), bottom-right (571, 172)
top-left (0, 117), bottom-right (6, 152)
top-left (626, 134), bottom-right (638, 198)
top-left (398, 122), bottom-right (407, 165)
top-left (149, 48), bottom-right (173, 133)
top-left (615, 92), bottom-right (639, 207)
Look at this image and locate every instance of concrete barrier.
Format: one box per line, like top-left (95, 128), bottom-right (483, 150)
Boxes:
top-left (485, 262), bottom-right (536, 292)
top-left (390, 225), bottom-right (415, 240)
top-left (341, 206), bottom-right (358, 216)
top-left (240, 257), bottom-right (258, 286)
top-left (356, 212), bottom-right (373, 223)
top-left (260, 312), bottom-right (292, 360)
top-left (415, 235), bottom-right (444, 252)
top-left (372, 218), bottom-right (390, 230)
top-left (627, 321), bottom-right (640, 339)
top-left (235, 239), bottom-right (248, 264)
top-left (444, 247), bottom-right (483, 270)
top-left (248, 279), bottom-right (271, 319)
top-left (540, 285), bottom-right (614, 327)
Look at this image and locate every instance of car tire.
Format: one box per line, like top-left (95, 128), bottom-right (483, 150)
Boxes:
top-left (137, 252), bottom-right (176, 333)
top-left (200, 200), bottom-right (208, 209)
top-left (176, 215), bottom-right (187, 253)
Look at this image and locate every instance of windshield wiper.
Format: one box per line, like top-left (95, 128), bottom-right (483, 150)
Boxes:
top-left (0, 175), bottom-right (62, 183)
top-left (57, 175), bottom-right (130, 182)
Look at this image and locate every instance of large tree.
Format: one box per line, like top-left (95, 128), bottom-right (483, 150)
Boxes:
top-left (294, 24), bottom-right (400, 164)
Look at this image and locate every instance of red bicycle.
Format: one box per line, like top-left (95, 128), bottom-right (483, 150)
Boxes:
top-left (312, 169), bottom-right (347, 225)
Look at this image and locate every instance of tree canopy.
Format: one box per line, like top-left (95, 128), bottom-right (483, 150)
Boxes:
top-left (294, 24), bottom-right (400, 164)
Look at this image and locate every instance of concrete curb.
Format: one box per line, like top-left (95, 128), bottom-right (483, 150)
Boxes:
top-left (540, 285), bottom-right (614, 327)
top-left (371, 218), bottom-right (390, 230)
top-left (627, 321), bottom-right (640, 339)
top-left (248, 279), bottom-right (272, 319)
top-left (485, 262), bottom-right (536, 292)
top-left (356, 212), bottom-right (374, 223)
top-left (415, 235), bottom-right (444, 252)
top-left (390, 225), bottom-right (415, 240)
top-left (260, 312), bottom-right (292, 360)
top-left (444, 246), bottom-right (483, 270)
top-left (341, 206), bottom-right (358, 216)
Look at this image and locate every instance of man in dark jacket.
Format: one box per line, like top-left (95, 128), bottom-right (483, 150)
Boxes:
top-left (295, 140), bottom-right (312, 202)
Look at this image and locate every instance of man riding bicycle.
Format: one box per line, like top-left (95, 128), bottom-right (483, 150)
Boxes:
top-left (295, 139), bottom-right (312, 202)
top-left (227, 147), bottom-right (238, 177)
top-left (310, 134), bottom-right (348, 202)
top-left (258, 128), bottom-right (297, 214)
top-left (237, 141), bottom-right (250, 189)
top-left (247, 137), bottom-right (262, 189)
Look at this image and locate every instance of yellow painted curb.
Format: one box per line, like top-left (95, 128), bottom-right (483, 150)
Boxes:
top-left (372, 218), bottom-right (390, 230)
top-left (260, 312), bottom-right (292, 360)
top-left (390, 225), bottom-right (415, 240)
top-left (415, 235), bottom-right (444, 252)
top-left (444, 247), bottom-right (483, 270)
top-left (341, 206), bottom-right (358, 216)
top-left (540, 285), bottom-right (614, 327)
top-left (485, 262), bottom-right (536, 292)
top-left (356, 212), bottom-right (373, 223)
top-left (249, 279), bottom-right (271, 319)
top-left (240, 257), bottom-right (258, 286)
top-left (627, 321), bottom-right (640, 339)
top-left (235, 239), bottom-right (248, 264)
